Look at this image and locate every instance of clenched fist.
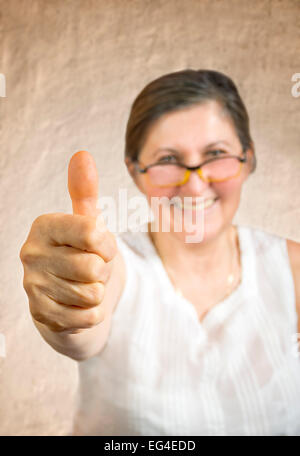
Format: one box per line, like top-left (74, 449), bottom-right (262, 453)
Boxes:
top-left (20, 151), bottom-right (118, 336)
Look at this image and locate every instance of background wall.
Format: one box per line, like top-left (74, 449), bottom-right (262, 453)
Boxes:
top-left (0, 0), bottom-right (299, 436)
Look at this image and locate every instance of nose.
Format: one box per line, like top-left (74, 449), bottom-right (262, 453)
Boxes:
top-left (180, 169), bottom-right (210, 194)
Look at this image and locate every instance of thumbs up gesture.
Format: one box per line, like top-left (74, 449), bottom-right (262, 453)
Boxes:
top-left (68, 150), bottom-right (100, 217)
top-left (20, 151), bottom-right (118, 336)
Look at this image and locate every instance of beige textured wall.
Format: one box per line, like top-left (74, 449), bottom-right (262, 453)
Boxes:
top-left (0, 0), bottom-right (299, 436)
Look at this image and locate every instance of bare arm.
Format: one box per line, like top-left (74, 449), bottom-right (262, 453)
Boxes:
top-left (20, 151), bottom-right (127, 363)
top-left (287, 239), bottom-right (300, 334)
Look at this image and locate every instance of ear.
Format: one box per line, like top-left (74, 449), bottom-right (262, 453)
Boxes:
top-left (244, 146), bottom-right (256, 176)
top-left (249, 148), bottom-right (257, 173)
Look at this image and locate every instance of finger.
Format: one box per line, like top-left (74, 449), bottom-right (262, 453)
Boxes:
top-left (30, 290), bottom-right (106, 332)
top-left (32, 213), bottom-right (117, 262)
top-left (44, 245), bottom-right (111, 283)
top-left (68, 150), bottom-right (99, 217)
top-left (38, 272), bottom-right (106, 308)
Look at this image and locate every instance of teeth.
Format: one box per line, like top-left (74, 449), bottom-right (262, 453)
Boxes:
top-left (173, 198), bottom-right (217, 210)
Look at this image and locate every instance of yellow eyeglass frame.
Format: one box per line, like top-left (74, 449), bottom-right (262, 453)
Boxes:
top-left (134, 153), bottom-right (247, 188)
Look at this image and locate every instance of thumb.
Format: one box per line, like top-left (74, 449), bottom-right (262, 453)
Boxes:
top-left (68, 150), bottom-right (99, 217)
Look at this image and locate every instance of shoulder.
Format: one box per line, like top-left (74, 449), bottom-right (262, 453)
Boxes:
top-left (286, 238), bottom-right (300, 267)
top-left (286, 239), bottom-right (300, 284)
top-left (238, 224), bottom-right (287, 255)
top-left (286, 239), bottom-right (300, 332)
top-left (238, 225), bottom-right (299, 317)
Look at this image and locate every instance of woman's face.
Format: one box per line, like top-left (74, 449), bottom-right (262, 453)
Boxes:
top-left (130, 101), bottom-right (253, 243)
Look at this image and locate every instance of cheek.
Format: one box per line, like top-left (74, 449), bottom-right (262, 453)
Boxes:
top-left (214, 177), bottom-right (243, 199)
top-left (143, 182), bottom-right (176, 201)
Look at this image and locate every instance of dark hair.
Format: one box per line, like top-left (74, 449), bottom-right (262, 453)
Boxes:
top-left (125, 69), bottom-right (256, 172)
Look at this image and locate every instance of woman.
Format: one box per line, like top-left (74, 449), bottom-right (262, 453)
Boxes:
top-left (20, 70), bottom-right (300, 436)
top-left (73, 69), bottom-right (300, 435)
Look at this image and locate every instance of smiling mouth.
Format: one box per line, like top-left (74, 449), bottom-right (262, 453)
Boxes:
top-left (172, 197), bottom-right (219, 210)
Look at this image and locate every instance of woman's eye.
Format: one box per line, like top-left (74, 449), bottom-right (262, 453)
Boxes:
top-left (158, 155), bottom-right (177, 163)
top-left (207, 149), bottom-right (226, 157)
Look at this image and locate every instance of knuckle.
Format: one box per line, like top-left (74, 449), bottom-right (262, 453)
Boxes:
top-left (92, 257), bottom-right (109, 282)
top-left (70, 256), bottom-right (86, 280)
top-left (19, 242), bottom-right (36, 264)
top-left (31, 215), bottom-right (44, 231)
top-left (32, 214), bottom-right (49, 235)
top-left (87, 282), bottom-right (105, 306)
top-left (83, 306), bottom-right (105, 328)
top-left (33, 214), bottom-right (47, 225)
top-left (32, 213), bottom-right (62, 240)
top-left (22, 275), bottom-right (32, 295)
top-left (69, 254), bottom-right (99, 282)
top-left (99, 261), bottom-right (111, 283)
top-left (19, 243), bottom-right (26, 262)
top-left (20, 242), bottom-right (48, 269)
top-left (23, 275), bottom-right (41, 299)
top-left (86, 255), bottom-right (108, 282)
top-left (82, 257), bottom-right (102, 282)
top-left (88, 263), bottom-right (101, 283)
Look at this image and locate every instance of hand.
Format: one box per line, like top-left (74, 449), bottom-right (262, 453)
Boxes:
top-left (20, 151), bottom-right (117, 334)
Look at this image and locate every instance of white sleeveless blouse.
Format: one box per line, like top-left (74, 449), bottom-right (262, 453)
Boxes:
top-left (73, 224), bottom-right (300, 436)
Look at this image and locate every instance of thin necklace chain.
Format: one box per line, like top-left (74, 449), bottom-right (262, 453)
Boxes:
top-left (224, 225), bottom-right (241, 299)
top-left (150, 225), bottom-right (241, 302)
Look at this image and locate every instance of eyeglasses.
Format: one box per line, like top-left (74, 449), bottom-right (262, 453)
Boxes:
top-left (134, 151), bottom-right (247, 188)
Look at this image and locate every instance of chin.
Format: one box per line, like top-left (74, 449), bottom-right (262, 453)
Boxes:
top-left (167, 197), bottom-right (235, 244)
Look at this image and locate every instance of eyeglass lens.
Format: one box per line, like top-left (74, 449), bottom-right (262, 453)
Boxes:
top-left (146, 157), bottom-right (242, 187)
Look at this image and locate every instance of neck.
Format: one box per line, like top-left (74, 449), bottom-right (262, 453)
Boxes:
top-left (147, 222), bottom-right (236, 276)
